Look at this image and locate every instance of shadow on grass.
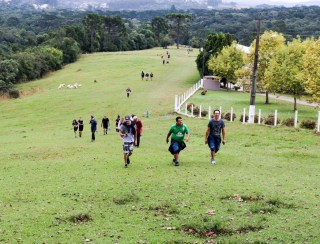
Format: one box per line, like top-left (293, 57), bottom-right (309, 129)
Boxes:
top-left (113, 191), bottom-right (139, 205)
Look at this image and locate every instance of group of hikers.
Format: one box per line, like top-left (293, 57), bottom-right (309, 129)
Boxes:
top-left (161, 50), bottom-right (171, 64)
top-left (72, 109), bottom-right (226, 168)
top-left (141, 71), bottom-right (154, 81)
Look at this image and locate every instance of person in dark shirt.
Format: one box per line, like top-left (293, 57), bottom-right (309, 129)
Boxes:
top-left (205, 109), bottom-right (226, 165)
top-left (115, 115), bottom-right (120, 132)
top-left (141, 71), bottom-right (145, 80)
top-left (89, 115), bottom-right (97, 142)
top-left (72, 119), bottom-right (78, 138)
top-left (126, 88), bottom-right (131, 98)
top-left (78, 117), bottom-right (84, 137)
top-left (101, 116), bottom-right (110, 135)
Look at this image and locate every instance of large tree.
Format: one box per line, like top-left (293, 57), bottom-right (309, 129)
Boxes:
top-left (101, 16), bottom-right (127, 51)
top-left (83, 13), bottom-right (102, 53)
top-left (264, 38), bottom-right (307, 110)
top-left (151, 17), bottom-right (169, 46)
top-left (195, 32), bottom-right (234, 77)
top-left (166, 13), bottom-right (192, 49)
top-left (303, 38), bottom-right (320, 103)
top-left (249, 30), bottom-right (285, 104)
top-left (208, 42), bottom-right (245, 88)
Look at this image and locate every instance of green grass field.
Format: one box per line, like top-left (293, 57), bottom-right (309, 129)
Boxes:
top-left (0, 47), bottom-right (319, 243)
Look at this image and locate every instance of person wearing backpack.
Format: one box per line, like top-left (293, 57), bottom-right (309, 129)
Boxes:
top-left (166, 116), bottom-right (190, 166)
top-left (119, 115), bottom-right (137, 168)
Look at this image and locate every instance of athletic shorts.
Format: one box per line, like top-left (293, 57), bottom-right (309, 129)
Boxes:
top-left (123, 142), bottom-right (134, 154)
top-left (79, 125), bottom-right (83, 131)
top-left (208, 135), bottom-right (221, 153)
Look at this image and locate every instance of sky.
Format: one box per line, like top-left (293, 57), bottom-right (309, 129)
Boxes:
top-left (227, 0), bottom-right (317, 4)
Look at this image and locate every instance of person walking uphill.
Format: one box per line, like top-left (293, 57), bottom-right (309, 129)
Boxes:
top-left (89, 115), bottom-right (97, 142)
top-left (205, 109), bottom-right (226, 165)
top-left (166, 116), bottom-right (190, 166)
top-left (119, 115), bottom-right (137, 168)
top-left (101, 115), bottom-right (110, 135)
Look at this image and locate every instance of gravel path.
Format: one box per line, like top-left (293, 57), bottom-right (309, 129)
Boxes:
top-left (258, 93), bottom-right (319, 108)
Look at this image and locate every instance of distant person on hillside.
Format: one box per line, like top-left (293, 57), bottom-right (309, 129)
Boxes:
top-left (141, 71), bottom-right (145, 80)
top-left (72, 119), bottom-right (78, 138)
top-left (126, 88), bottom-right (132, 98)
top-left (145, 73), bottom-right (149, 81)
top-left (115, 115), bottom-right (120, 132)
top-left (150, 72), bottom-right (153, 81)
top-left (119, 115), bottom-right (137, 168)
top-left (166, 116), bottom-right (190, 166)
top-left (133, 116), bottom-right (143, 147)
top-left (118, 117), bottom-right (124, 131)
top-left (89, 115), bottom-right (97, 142)
top-left (101, 116), bottom-right (110, 135)
top-left (78, 117), bottom-right (84, 137)
top-left (205, 109), bottom-right (226, 165)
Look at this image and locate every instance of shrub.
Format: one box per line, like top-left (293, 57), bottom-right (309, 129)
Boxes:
top-left (201, 110), bottom-right (208, 117)
top-left (193, 106), bottom-right (200, 116)
top-left (201, 90), bottom-right (207, 95)
top-left (223, 112), bottom-right (237, 121)
top-left (187, 103), bottom-right (195, 112)
top-left (8, 89), bottom-right (20, 99)
top-left (240, 114), bottom-right (248, 122)
top-left (300, 120), bottom-right (316, 130)
top-left (282, 118), bottom-right (295, 127)
top-left (264, 114), bottom-right (280, 126)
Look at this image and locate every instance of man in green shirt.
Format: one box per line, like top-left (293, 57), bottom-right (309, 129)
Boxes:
top-left (166, 116), bottom-right (190, 166)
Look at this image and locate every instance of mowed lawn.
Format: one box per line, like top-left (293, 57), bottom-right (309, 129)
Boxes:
top-left (0, 47), bottom-right (319, 243)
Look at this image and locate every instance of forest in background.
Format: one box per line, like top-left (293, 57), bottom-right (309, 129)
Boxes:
top-left (0, 5), bottom-right (319, 99)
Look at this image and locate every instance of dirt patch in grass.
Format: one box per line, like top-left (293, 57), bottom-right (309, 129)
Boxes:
top-left (69, 213), bottom-right (93, 224)
top-left (235, 224), bottom-right (264, 234)
top-left (148, 202), bottom-right (179, 216)
top-left (113, 192), bottom-right (139, 205)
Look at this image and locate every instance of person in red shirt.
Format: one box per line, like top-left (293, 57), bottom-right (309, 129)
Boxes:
top-left (133, 116), bottom-right (143, 147)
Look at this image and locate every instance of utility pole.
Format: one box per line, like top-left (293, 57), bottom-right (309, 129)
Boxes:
top-left (249, 14), bottom-right (261, 123)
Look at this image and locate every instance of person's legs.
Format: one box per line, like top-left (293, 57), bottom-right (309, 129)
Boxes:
top-left (208, 135), bottom-right (216, 164)
top-left (91, 129), bottom-right (95, 141)
top-left (171, 141), bottom-right (181, 166)
top-left (137, 134), bottom-right (140, 147)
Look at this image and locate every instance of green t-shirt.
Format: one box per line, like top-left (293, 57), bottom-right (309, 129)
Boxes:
top-left (169, 124), bottom-right (189, 142)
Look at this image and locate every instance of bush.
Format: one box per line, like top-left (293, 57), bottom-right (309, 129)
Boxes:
top-left (8, 89), bottom-right (20, 99)
top-left (201, 110), bottom-right (208, 117)
top-left (282, 118), bottom-right (295, 127)
top-left (223, 112), bottom-right (236, 121)
top-left (187, 103), bottom-right (195, 112)
top-left (300, 120), bottom-right (316, 130)
top-left (193, 106), bottom-right (200, 116)
top-left (265, 114), bottom-right (280, 126)
top-left (240, 114), bottom-right (248, 122)
top-left (201, 90), bottom-right (207, 95)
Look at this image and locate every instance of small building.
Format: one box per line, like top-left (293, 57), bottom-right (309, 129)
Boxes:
top-left (203, 76), bottom-right (221, 91)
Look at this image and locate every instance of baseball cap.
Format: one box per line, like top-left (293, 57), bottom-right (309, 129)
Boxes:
top-left (124, 115), bottom-right (131, 120)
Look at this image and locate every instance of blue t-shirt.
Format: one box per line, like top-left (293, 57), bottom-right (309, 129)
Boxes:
top-left (208, 119), bottom-right (225, 137)
top-left (90, 119), bottom-right (97, 130)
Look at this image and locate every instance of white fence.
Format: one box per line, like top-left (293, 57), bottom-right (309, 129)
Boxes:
top-left (174, 79), bottom-right (203, 112)
top-left (174, 80), bottom-right (320, 132)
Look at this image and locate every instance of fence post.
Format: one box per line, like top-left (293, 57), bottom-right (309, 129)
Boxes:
top-left (258, 109), bottom-right (261, 124)
top-left (274, 110), bottom-right (278, 127)
top-left (230, 107), bottom-right (233, 122)
top-left (317, 111), bottom-right (320, 133)
top-left (294, 110), bottom-right (298, 128)
top-left (219, 106), bottom-right (222, 119)
top-left (174, 95), bottom-right (178, 111)
top-left (243, 108), bottom-right (246, 123)
top-left (199, 105), bottom-right (202, 118)
top-left (191, 104), bottom-right (194, 117)
top-left (208, 106), bottom-right (211, 120)
top-left (185, 103), bottom-right (188, 115)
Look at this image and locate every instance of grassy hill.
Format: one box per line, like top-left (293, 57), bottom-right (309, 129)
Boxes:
top-left (0, 47), bottom-right (319, 243)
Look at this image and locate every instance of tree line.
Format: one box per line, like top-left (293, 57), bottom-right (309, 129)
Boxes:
top-left (200, 32), bottom-right (320, 108)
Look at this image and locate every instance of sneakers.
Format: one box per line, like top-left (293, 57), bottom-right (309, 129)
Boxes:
top-left (124, 164), bottom-right (128, 168)
top-left (211, 159), bottom-right (216, 165)
top-left (175, 161), bottom-right (180, 166)
top-left (172, 158), bottom-right (176, 163)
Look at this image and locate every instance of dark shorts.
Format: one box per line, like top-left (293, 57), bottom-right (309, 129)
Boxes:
top-left (74, 127), bottom-right (78, 132)
top-left (79, 125), bottom-right (83, 131)
top-left (123, 142), bottom-right (134, 154)
top-left (208, 135), bottom-right (221, 153)
top-left (168, 140), bottom-right (186, 155)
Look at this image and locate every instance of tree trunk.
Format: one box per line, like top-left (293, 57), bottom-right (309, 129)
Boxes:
top-left (265, 91), bottom-right (269, 104)
top-left (294, 97), bottom-right (297, 111)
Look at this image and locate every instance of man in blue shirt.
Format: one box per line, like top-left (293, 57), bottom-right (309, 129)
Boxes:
top-left (89, 115), bottom-right (97, 142)
top-left (205, 109), bottom-right (226, 165)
